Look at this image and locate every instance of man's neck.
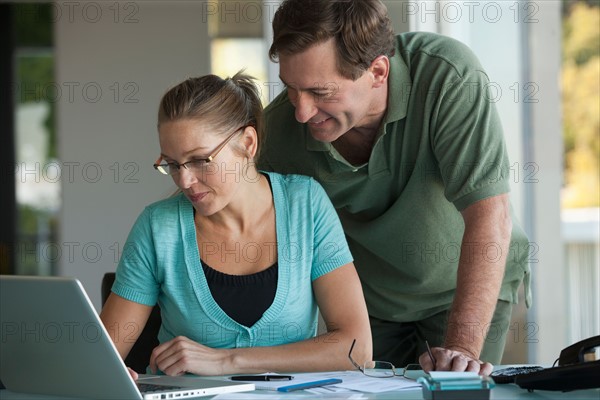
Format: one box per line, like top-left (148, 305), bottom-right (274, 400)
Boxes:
top-left (332, 128), bottom-right (379, 166)
top-left (333, 86), bottom-right (388, 165)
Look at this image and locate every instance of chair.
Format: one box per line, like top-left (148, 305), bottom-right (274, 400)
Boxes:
top-left (101, 272), bottom-right (161, 373)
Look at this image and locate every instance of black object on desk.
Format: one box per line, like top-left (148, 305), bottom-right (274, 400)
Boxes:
top-left (514, 360), bottom-right (600, 392)
top-left (491, 366), bottom-right (545, 383)
top-left (513, 335), bottom-right (600, 392)
top-left (231, 375), bottom-right (293, 381)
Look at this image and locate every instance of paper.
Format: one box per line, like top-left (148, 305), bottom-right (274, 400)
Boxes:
top-left (233, 371), bottom-right (420, 393)
top-left (332, 371), bottom-right (421, 393)
top-left (428, 371), bottom-right (480, 380)
top-left (213, 394), bottom-right (365, 400)
top-left (212, 394), bottom-right (288, 400)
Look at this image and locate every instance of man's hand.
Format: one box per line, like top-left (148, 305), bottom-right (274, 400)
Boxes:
top-left (418, 346), bottom-right (493, 376)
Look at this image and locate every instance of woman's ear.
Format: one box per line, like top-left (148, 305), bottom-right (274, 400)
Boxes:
top-left (241, 125), bottom-right (258, 159)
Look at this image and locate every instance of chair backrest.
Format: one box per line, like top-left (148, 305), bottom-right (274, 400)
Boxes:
top-left (101, 272), bottom-right (161, 373)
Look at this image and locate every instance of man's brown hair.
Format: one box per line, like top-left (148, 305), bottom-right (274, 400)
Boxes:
top-left (269, 0), bottom-right (395, 81)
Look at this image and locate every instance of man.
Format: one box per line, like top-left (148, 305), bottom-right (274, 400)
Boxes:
top-left (260, 0), bottom-right (531, 374)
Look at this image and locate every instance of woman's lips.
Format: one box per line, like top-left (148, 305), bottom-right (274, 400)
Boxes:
top-left (188, 192), bottom-right (208, 203)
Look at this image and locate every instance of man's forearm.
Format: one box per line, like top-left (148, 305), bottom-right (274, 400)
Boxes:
top-left (444, 194), bottom-right (512, 359)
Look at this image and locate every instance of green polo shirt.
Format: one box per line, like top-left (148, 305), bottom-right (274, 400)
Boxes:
top-left (261, 32), bottom-right (531, 322)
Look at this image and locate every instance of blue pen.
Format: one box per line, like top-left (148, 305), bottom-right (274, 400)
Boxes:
top-left (277, 378), bottom-right (342, 392)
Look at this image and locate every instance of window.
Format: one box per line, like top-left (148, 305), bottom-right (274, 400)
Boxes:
top-left (13, 4), bottom-right (59, 275)
top-left (208, 0), bottom-right (270, 104)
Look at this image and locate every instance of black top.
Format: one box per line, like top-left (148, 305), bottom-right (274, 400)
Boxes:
top-left (199, 172), bottom-right (277, 327)
top-left (201, 261), bottom-right (278, 327)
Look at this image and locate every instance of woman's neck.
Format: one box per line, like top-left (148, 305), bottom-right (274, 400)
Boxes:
top-left (195, 171), bottom-right (273, 236)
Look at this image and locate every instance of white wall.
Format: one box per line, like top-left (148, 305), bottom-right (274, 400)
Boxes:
top-left (526, 1), bottom-right (566, 364)
top-left (55, 1), bottom-right (210, 309)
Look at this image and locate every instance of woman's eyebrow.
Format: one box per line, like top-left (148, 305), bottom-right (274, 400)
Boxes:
top-left (183, 146), bottom-right (210, 156)
top-left (160, 146), bottom-right (211, 159)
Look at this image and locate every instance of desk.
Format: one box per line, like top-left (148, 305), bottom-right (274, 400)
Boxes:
top-left (2, 386), bottom-right (600, 399)
top-left (1, 370), bottom-right (599, 400)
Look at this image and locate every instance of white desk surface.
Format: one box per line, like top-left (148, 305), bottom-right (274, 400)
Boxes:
top-left (1, 385), bottom-right (600, 399)
top-left (1, 367), bottom-right (599, 400)
top-left (2, 384), bottom-right (599, 399)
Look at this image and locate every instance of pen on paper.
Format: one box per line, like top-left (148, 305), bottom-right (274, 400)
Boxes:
top-left (230, 375), bottom-right (293, 381)
top-left (426, 340), bottom-right (437, 370)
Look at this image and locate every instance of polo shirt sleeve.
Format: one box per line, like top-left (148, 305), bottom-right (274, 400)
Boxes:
top-left (431, 67), bottom-right (511, 211)
top-left (111, 207), bottom-right (160, 306)
top-left (309, 179), bottom-right (354, 280)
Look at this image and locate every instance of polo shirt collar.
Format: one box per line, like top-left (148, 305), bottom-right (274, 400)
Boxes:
top-left (305, 126), bottom-right (330, 151)
top-left (384, 44), bottom-right (411, 124)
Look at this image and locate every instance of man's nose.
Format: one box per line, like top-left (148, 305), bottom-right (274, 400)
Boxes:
top-left (294, 92), bottom-right (318, 123)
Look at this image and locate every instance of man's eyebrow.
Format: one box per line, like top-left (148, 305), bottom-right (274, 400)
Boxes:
top-left (279, 77), bottom-right (329, 92)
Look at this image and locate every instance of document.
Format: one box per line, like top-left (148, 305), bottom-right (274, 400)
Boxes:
top-left (222, 371), bottom-right (421, 394)
top-left (312, 371), bottom-right (421, 394)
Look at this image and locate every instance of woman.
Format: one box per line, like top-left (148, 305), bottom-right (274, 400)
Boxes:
top-left (100, 71), bottom-right (371, 376)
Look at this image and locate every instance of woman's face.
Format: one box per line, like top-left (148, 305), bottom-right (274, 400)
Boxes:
top-left (158, 119), bottom-right (252, 216)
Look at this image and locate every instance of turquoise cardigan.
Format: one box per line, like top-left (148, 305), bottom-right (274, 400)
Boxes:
top-left (112, 172), bottom-right (353, 350)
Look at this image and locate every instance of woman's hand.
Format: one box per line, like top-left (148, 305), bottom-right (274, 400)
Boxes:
top-left (149, 336), bottom-right (233, 376)
top-left (127, 367), bottom-right (139, 380)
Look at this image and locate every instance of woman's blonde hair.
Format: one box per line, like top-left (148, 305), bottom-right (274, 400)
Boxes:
top-left (158, 71), bottom-right (264, 160)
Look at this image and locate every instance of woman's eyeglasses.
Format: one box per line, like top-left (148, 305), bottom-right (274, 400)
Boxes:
top-left (153, 125), bottom-right (246, 176)
top-left (348, 339), bottom-right (427, 379)
top-left (348, 339), bottom-right (402, 378)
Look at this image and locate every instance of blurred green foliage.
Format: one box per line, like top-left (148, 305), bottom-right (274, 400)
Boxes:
top-left (14, 3), bottom-right (57, 275)
top-left (14, 3), bottom-right (53, 47)
top-left (15, 3), bottom-right (56, 160)
top-left (562, 1), bottom-right (600, 208)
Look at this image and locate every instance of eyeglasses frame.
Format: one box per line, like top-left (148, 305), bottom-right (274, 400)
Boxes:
top-left (153, 125), bottom-right (248, 176)
top-left (348, 338), bottom-right (402, 378)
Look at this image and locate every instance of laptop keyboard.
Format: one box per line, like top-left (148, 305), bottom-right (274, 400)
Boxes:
top-left (137, 382), bottom-right (183, 393)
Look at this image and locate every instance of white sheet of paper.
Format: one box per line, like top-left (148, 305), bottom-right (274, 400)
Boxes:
top-left (428, 371), bottom-right (480, 380)
top-left (214, 371), bottom-right (421, 396)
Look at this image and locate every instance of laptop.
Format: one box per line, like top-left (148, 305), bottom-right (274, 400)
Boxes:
top-left (0, 276), bottom-right (254, 399)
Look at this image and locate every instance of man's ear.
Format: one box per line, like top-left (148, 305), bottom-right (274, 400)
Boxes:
top-left (369, 55), bottom-right (390, 88)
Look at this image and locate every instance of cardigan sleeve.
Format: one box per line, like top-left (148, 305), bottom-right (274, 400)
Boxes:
top-left (309, 178), bottom-right (354, 281)
top-left (112, 207), bottom-right (161, 306)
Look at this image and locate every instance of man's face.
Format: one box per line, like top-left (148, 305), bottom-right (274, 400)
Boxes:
top-left (278, 38), bottom-right (379, 143)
